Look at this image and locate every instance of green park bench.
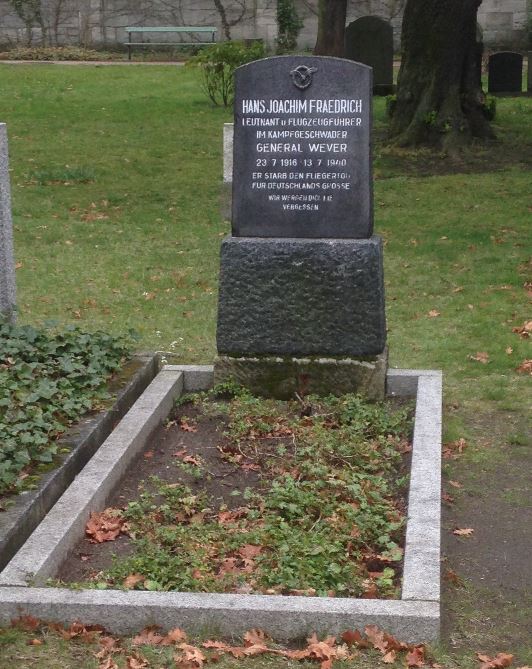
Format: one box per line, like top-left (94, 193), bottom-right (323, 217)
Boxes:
top-left (125, 26), bottom-right (217, 60)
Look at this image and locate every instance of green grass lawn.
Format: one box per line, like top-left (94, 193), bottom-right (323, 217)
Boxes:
top-left (0, 64), bottom-right (531, 667)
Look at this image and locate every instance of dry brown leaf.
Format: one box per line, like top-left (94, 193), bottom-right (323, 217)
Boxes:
top-left (515, 359), bottom-right (532, 375)
top-left (383, 649), bottom-right (397, 663)
top-left (443, 438), bottom-right (468, 459)
top-left (86, 509), bottom-right (126, 544)
top-left (174, 643), bottom-right (206, 668)
top-left (512, 321), bottom-right (532, 338)
top-left (364, 625), bottom-right (388, 653)
top-left (98, 658), bottom-right (119, 669)
top-left (428, 310), bottom-right (441, 318)
top-left (341, 629), bottom-right (369, 648)
top-left (506, 347), bottom-right (513, 355)
top-left (243, 629), bottom-right (268, 647)
top-left (179, 419), bottom-right (197, 433)
top-left (406, 645), bottom-right (426, 667)
top-left (449, 480), bottom-right (463, 488)
top-left (444, 568), bottom-right (463, 586)
top-left (11, 615), bottom-right (41, 631)
top-left (27, 638), bottom-right (43, 646)
top-left (469, 351), bottom-right (489, 364)
top-left (132, 626), bottom-right (165, 646)
top-left (123, 573), bottom-right (144, 590)
top-left (166, 628), bottom-right (187, 643)
top-left (126, 653), bottom-right (149, 669)
top-left (476, 651), bottom-right (515, 669)
top-left (453, 527), bottom-right (475, 536)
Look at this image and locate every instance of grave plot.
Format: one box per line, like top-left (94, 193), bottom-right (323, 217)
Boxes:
top-left (58, 385), bottom-right (414, 599)
top-left (0, 365), bottom-right (441, 642)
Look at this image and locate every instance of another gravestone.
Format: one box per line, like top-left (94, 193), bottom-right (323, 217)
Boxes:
top-left (345, 16), bottom-right (394, 95)
top-left (0, 124), bottom-right (16, 323)
top-left (488, 52), bottom-right (523, 93)
top-left (215, 56), bottom-right (387, 399)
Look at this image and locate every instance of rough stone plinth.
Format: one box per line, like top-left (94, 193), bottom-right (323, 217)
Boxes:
top-left (216, 235), bottom-right (386, 358)
top-left (0, 123), bottom-right (16, 322)
top-left (214, 350), bottom-right (388, 400)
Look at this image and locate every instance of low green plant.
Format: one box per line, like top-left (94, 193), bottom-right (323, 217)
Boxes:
top-left (189, 40), bottom-right (265, 107)
top-left (28, 166), bottom-right (95, 185)
top-left (99, 392), bottom-right (411, 598)
top-left (0, 321), bottom-right (131, 494)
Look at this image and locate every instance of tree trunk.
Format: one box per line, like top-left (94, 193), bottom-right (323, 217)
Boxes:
top-left (389, 0), bottom-right (494, 150)
top-left (313, 0), bottom-right (347, 57)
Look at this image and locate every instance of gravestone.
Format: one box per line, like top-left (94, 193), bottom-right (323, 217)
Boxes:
top-left (488, 52), bottom-right (523, 93)
top-left (528, 53), bottom-right (532, 93)
top-left (232, 56), bottom-right (372, 238)
top-left (0, 123), bottom-right (16, 323)
top-left (215, 56), bottom-right (387, 400)
top-left (344, 16), bottom-right (394, 95)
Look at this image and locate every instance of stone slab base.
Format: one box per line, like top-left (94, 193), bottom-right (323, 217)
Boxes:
top-left (0, 366), bottom-right (441, 642)
top-left (217, 235), bottom-right (386, 358)
top-left (214, 349), bottom-right (388, 400)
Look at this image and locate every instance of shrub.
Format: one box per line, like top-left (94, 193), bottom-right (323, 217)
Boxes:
top-left (276, 0), bottom-right (303, 53)
top-left (482, 95), bottom-right (497, 121)
top-left (189, 40), bottom-right (265, 107)
top-left (0, 321), bottom-right (131, 495)
top-left (0, 46), bottom-right (116, 61)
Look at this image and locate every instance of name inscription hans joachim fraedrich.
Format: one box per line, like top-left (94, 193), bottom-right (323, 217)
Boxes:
top-left (232, 57), bottom-right (373, 239)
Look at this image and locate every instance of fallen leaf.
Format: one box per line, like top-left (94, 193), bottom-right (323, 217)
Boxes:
top-left (27, 638), bottom-right (43, 645)
top-left (126, 654), bottom-right (149, 668)
top-left (442, 492), bottom-right (454, 504)
top-left (453, 527), bottom-right (475, 536)
top-left (174, 643), bottom-right (206, 668)
top-left (364, 625), bottom-right (388, 653)
top-left (86, 509), bottom-right (126, 543)
top-left (132, 626), bottom-right (165, 646)
top-left (123, 573), bottom-right (144, 590)
top-left (143, 451), bottom-right (154, 459)
top-left (505, 347), bottom-right (513, 355)
top-left (98, 658), bottom-right (119, 669)
top-left (443, 438), bottom-right (468, 459)
top-left (166, 628), bottom-right (188, 643)
top-left (449, 480), bottom-right (463, 488)
top-left (11, 615), bottom-right (40, 631)
top-left (143, 292), bottom-right (156, 301)
top-left (341, 629), bottom-right (369, 648)
top-left (476, 651), bottom-right (514, 669)
top-left (469, 351), bottom-right (489, 364)
top-left (515, 359), bottom-right (532, 375)
top-left (428, 310), bottom-right (441, 318)
top-left (15, 261), bottom-right (23, 269)
top-left (406, 645), bottom-right (426, 667)
top-left (383, 649), bottom-right (396, 663)
top-left (179, 419), bottom-right (197, 433)
top-left (512, 321), bottom-right (531, 338)
top-left (444, 568), bottom-right (463, 586)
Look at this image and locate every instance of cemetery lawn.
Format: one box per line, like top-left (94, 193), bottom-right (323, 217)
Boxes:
top-left (0, 64), bottom-right (530, 666)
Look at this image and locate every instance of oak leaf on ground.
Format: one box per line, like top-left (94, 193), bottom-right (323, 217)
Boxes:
top-left (453, 527), bottom-right (475, 536)
top-left (515, 359), bottom-right (532, 375)
top-left (85, 508), bottom-right (126, 544)
top-left (469, 351), bottom-right (489, 364)
top-left (476, 651), bottom-right (514, 669)
top-left (406, 645), bottom-right (426, 667)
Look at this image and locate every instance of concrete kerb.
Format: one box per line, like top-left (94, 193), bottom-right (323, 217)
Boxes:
top-left (0, 365), bottom-right (442, 642)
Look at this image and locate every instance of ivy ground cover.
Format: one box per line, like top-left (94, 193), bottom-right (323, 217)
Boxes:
top-left (0, 321), bottom-right (131, 497)
top-left (60, 386), bottom-right (412, 599)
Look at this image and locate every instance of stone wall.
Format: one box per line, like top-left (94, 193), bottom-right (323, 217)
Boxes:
top-left (0, 0), bottom-right (528, 50)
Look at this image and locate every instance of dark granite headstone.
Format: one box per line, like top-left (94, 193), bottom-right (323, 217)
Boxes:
top-left (488, 52), bottom-right (523, 93)
top-left (232, 56), bottom-right (373, 239)
top-left (344, 16), bottom-right (394, 95)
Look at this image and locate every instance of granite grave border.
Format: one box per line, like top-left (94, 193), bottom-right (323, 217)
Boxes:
top-left (0, 365), bottom-right (442, 642)
top-left (0, 353), bottom-right (160, 572)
